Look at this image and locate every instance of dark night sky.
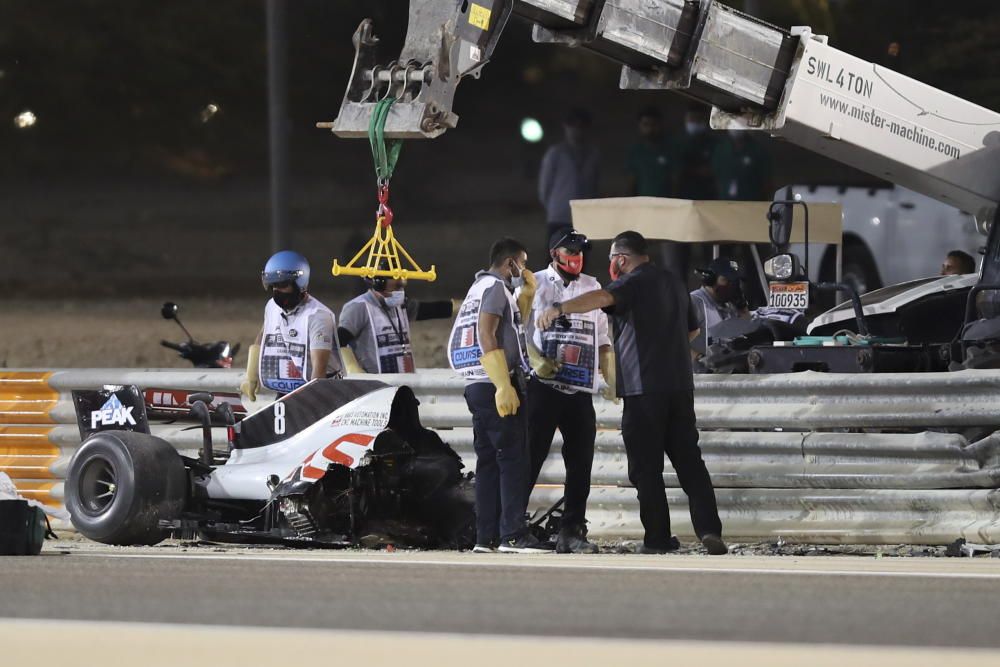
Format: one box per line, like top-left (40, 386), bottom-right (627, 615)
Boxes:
top-left (4, 1), bottom-right (1000, 179)
top-left (3, 1), bottom-right (1000, 296)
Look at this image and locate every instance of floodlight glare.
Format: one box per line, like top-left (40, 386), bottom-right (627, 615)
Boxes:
top-left (200, 103), bottom-right (220, 123)
top-left (520, 117), bottom-right (543, 143)
top-left (14, 110), bottom-right (36, 129)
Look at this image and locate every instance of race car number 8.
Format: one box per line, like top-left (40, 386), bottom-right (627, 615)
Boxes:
top-left (274, 402), bottom-right (286, 435)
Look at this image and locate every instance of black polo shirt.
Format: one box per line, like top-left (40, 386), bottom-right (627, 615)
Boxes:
top-left (603, 262), bottom-right (698, 396)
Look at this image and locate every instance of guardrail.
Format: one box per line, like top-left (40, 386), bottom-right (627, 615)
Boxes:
top-left (3, 368), bottom-right (1000, 544)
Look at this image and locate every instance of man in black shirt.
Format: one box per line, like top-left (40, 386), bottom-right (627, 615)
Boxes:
top-left (537, 231), bottom-right (727, 555)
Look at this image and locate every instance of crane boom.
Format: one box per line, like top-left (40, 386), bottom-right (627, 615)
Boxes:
top-left (323, 0), bottom-right (1000, 220)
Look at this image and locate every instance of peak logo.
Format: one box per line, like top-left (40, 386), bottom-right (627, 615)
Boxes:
top-left (90, 394), bottom-right (137, 429)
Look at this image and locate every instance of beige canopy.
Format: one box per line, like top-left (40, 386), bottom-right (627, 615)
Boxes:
top-left (569, 197), bottom-right (843, 245)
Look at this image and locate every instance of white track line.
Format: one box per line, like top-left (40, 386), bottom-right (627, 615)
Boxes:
top-left (72, 551), bottom-right (1000, 580)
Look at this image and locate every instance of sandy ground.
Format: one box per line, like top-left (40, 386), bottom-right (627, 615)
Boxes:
top-left (0, 298), bottom-right (454, 370)
top-left (7, 621), bottom-right (996, 667)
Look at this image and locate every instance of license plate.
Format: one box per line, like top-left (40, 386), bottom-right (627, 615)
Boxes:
top-left (768, 282), bottom-right (809, 310)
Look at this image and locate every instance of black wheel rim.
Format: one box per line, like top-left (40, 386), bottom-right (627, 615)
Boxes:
top-left (78, 457), bottom-right (118, 516)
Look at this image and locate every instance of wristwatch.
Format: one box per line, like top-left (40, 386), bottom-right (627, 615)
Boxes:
top-left (553, 301), bottom-right (563, 315)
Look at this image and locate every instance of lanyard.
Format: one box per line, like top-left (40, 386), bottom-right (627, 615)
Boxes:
top-left (379, 302), bottom-right (406, 346)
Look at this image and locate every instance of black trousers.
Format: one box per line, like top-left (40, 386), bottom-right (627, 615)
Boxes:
top-left (621, 390), bottom-right (722, 549)
top-left (525, 378), bottom-right (596, 528)
top-left (464, 382), bottom-right (529, 543)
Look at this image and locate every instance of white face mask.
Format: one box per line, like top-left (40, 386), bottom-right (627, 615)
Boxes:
top-left (383, 290), bottom-right (405, 308)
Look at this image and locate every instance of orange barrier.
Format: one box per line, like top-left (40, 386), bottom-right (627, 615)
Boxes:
top-left (0, 372), bottom-right (58, 425)
top-left (0, 374), bottom-right (63, 510)
top-left (0, 426), bottom-right (62, 480)
top-left (9, 480), bottom-right (62, 506)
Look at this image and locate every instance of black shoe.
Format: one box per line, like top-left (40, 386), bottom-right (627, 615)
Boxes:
top-left (472, 543), bottom-right (497, 553)
top-left (638, 536), bottom-right (681, 554)
top-left (701, 533), bottom-right (729, 555)
top-left (498, 532), bottom-right (555, 554)
top-left (556, 526), bottom-right (599, 554)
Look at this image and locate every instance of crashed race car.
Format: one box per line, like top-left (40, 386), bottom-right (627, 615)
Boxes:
top-left (64, 380), bottom-right (476, 548)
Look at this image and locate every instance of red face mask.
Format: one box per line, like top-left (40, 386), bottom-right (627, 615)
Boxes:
top-left (554, 249), bottom-right (583, 276)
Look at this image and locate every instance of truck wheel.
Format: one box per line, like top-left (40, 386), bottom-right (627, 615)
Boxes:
top-left (66, 431), bottom-right (187, 546)
top-left (842, 241), bottom-right (882, 295)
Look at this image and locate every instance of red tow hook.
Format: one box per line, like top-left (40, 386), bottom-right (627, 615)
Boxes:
top-left (377, 182), bottom-right (394, 227)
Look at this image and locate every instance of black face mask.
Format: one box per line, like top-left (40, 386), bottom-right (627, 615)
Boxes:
top-left (272, 288), bottom-right (304, 311)
top-left (714, 282), bottom-right (743, 305)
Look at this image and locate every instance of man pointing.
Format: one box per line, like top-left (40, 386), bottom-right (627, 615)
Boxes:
top-left (537, 231), bottom-right (727, 555)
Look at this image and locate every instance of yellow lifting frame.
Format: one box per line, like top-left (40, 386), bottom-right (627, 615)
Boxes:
top-left (333, 97), bottom-right (435, 282)
top-left (331, 216), bottom-right (437, 282)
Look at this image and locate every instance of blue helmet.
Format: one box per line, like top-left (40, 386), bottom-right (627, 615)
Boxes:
top-left (262, 250), bottom-right (310, 290)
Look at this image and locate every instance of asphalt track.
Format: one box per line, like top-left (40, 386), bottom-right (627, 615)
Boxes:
top-left (3, 541), bottom-right (1000, 666)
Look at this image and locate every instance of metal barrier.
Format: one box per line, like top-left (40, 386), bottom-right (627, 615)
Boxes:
top-left (3, 368), bottom-right (1000, 544)
top-left (530, 487), bottom-right (1000, 544)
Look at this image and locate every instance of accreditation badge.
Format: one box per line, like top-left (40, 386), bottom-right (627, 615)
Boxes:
top-left (540, 317), bottom-right (599, 393)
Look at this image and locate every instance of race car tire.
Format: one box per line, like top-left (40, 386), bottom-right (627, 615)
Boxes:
top-left (66, 431), bottom-right (188, 546)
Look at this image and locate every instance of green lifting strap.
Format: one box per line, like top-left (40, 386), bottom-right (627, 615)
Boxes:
top-left (368, 97), bottom-right (402, 182)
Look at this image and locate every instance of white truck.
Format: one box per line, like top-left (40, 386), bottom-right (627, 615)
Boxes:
top-left (785, 184), bottom-right (983, 294)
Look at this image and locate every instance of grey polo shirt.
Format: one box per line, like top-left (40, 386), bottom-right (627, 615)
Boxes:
top-left (339, 291), bottom-right (420, 374)
top-left (476, 271), bottom-right (526, 377)
top-left (689, 286), bottom-right (740, 353)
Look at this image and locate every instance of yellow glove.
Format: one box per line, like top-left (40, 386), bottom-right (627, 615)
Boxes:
top-left (527, 342), bottom-right (560, 379)
top-left (599, 347), bottom-right (619, 404)
top-left (480, 349), bottom-right (520, 417)
top-left (516, 269), bottom-right (537, 323)
top-left (341, 347), bottom-right (365, 374)
top-left (239, 344), bottom-right (261, 401)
